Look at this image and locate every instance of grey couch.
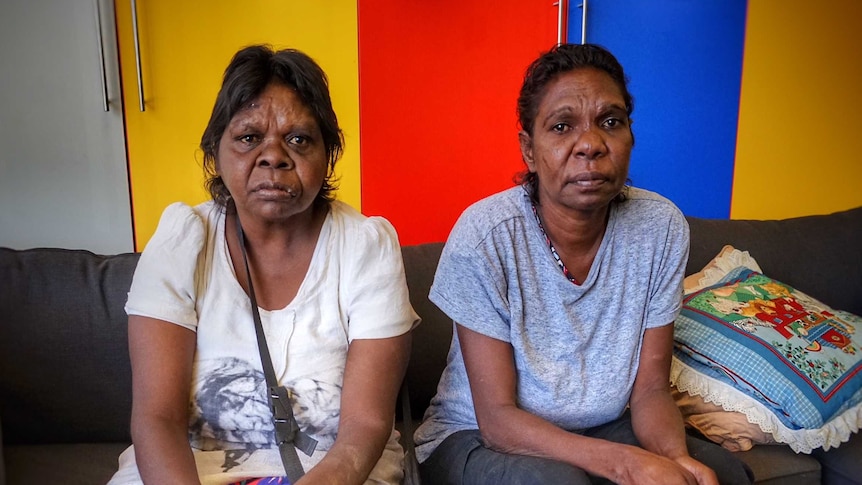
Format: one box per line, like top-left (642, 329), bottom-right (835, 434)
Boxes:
top-left (2, 206), bottom-right (861, 485)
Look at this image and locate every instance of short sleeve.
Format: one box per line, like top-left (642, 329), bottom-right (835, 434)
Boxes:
top-left (125, 202), bottom-right (205, 331)
top-left (645, 206), bottom-right (690, 329)
top-left (429, 213), bottom-right (511, 342)
top-left (343, 217), bottom-right (419, 341)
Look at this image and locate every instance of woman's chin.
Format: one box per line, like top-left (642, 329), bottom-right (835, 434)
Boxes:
top-left (554, 189), bottom-right (619, 214)
top-left (240, 199), bottom-right (314, 224)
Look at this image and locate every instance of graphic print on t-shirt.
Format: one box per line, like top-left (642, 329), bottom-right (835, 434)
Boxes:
top-left (188, 357), bottom-right (342, 471)
top-left (286, 376), bottom-right (341, 447)
top-left (189, 357), bottom-right (274, 472)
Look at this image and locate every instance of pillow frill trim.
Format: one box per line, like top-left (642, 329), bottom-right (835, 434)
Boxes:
top-left (670, 357), bottom-right (861, 453)
top-left (684, 246), bottom-right (763, 295)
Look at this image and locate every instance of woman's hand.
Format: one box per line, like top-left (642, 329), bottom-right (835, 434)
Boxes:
top-left (674, 455), bottom-right (720, 485)
top-left (613, 445), bottom-right (699, 485)
top-left (617, 451), bottom-right (718, 485)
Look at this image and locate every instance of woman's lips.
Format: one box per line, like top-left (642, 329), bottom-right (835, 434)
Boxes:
top-left (252, 183), bottom-right (296, 199)
top-left (569, 172), bottom-right (608, 187)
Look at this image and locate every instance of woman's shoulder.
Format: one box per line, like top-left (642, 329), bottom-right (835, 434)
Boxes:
top-left (153, 200), bottom-right (220, 228)
top-left (448, 186), bottom-right (527, 245)
top-left (127, 201), bottom-right (223, 327)
top-left (618, 187), bottom-right (686, 223)
top-left (328, 200), bottom-right (399, 246)
top-left (462, 186), bottom-right (524, 218)
top-left (156, 201), bottom-right (200, 228)
top-left (612, 188), bottom-right (689, 252)
top-left (141, 201), bottom-right (223, 256)
top-left (622, 186), bottom-right (678, 208)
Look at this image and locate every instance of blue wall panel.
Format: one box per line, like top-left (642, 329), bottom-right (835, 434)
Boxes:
top-left (568, 0), bottom-right (747, 218)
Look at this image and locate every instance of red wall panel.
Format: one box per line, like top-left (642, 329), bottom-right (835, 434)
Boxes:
top-left (358, 0), bottom-right (557, 245)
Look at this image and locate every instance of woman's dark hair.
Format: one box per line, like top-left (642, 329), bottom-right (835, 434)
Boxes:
top-left (200, 45), bottom-right (344, 209)
top-left (515, 44), bottom-right (634, 202)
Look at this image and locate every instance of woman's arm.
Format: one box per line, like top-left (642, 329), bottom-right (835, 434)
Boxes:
top-left (128, 315), bottom-right (200, 485)
top-left (629, 324), bottom-right (718, 485)
top-left (458, 324), bottom-right (699, 485)
top-left (298, 332), bottom-right (411, 485)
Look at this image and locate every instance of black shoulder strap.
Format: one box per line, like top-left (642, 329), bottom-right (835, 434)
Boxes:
top-left (235, 216), bottom-right (318, 482)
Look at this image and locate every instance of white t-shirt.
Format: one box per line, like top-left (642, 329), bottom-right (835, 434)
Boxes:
top-left (109, 200), bottom-right (419, 485)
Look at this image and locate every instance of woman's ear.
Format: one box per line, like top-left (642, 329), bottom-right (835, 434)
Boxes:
top-left (519, 130), bottom-right (535, 172)
top-left (628, 117), bottom-right (635, 147)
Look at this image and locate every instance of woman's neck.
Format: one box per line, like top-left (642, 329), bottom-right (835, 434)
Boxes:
top-left (535, 202), bottom-right (609, 284)
top-left (536, 202), bottom-right (609, 252)
top-left (226, 203), bottom-right (329, 310)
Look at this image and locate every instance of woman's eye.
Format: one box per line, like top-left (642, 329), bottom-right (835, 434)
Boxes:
top-left (238, 134), bottom-right (259, 144)
top-left (602, 118), bottom-right (625, 129)
top-left (552, 123), bottom-right (570, 133)
top-left (288, 135), bottom-right (308, 146)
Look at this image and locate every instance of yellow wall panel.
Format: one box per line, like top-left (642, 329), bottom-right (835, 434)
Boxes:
top-left (116, 1), bottom-right (360, 249)
top-left (732, 0), bottom-right (862, 219)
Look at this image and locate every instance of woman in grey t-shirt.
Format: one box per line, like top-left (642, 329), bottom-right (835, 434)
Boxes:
top-left (414, 44), bottom-right (752, 485)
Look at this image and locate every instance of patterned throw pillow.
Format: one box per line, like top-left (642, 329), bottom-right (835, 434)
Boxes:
top-left (672, 266), bottom-right (862, 453)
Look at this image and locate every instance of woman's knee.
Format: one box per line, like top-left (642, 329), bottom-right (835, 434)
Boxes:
top-left (419, 429), bottom-right (590, 485)
top-left (419, 430), bottom-right (484, 485)
top-left (478, 454), bottom-right (590, 485)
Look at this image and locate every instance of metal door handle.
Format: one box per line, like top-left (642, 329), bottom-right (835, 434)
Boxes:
top-left (554, 0), bottom-right (569, 45)
top-left (131, 0), bottom-right (145, 112)
top-left (579, 0), bottom-right (588, 44)
top-left (93, 0), bottom-right (109, 111)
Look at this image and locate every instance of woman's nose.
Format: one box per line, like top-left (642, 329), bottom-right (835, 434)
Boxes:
top-left (256, 139), bottom-right (293, 169)
top-left (573, 127), bottom-right (607, 160)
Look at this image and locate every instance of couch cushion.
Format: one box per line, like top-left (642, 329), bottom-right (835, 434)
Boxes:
top-left (400, 242), bottom-right (450, 420)
top-left (735, 444), bottom-right (821, 485)
top-left (686, 206), bottom-right (862, 317)
top-left (4, 442), bottom-right (128, 485)
top-left (0, 248), bottom-right (138, 445)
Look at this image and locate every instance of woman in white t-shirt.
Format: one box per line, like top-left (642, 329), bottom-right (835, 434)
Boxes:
top-left (108, 45), bottom-right (419, 485)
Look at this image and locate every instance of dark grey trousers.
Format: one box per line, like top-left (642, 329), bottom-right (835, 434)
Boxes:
top-left (419, 412), bottom-right (754, 485)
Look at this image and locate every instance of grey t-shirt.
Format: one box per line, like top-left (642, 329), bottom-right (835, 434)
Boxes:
top-left (414, 186), bottom-right (689, 462)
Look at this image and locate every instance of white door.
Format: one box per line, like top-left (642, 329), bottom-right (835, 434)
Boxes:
top-left (0, 0), bottom-right (134, 254)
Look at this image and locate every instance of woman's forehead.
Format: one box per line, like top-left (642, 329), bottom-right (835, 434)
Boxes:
top-left (228, 86), bottom-right (315, 125)
top-left (535, 69), bottom-right (625, 114)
